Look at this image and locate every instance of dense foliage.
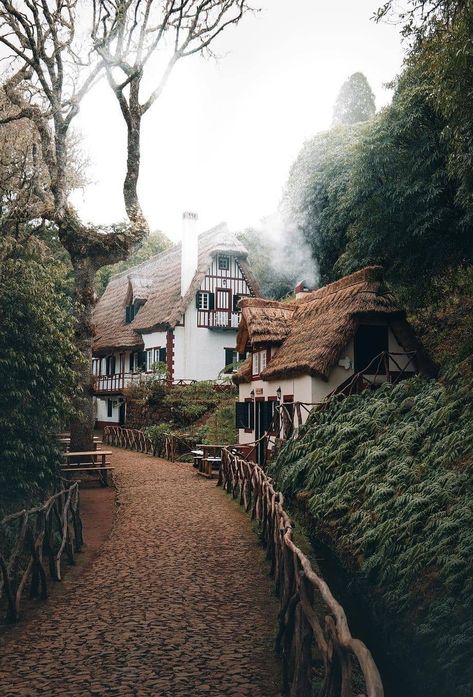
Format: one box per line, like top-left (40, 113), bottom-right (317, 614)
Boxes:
top-left (285, 40), bottom-right (473, 304)
top-left (332, 72), bottom-right (376, 126)
top-left (283, 124), bottom-right (364, 286)
top-left (0, 240), bottom-right (77, 507)
top-left (269, 374), bottom-right (473, 696)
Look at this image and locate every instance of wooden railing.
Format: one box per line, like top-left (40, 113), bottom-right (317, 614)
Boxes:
top-left (219, 448), bottom-right (384, 697)
top-left (103, 425), bottom-right (197, 462)
top-left (0, 482), bottom-right (83, 623)
top-left (103, 426), bottom-right (153, 454)
top-left (197, 309), bottom-right (240, 329)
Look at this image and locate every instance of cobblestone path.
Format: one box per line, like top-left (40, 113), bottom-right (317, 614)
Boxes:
top-left (0, 449), bottom-right (282, 696)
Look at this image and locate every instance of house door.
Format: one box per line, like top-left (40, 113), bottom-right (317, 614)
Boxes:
top-left (254, 400), bottom-right (273, 466)
top-left (119, 401), bottom-right (126, 426)
top-left (255, 399), bottom-right (265, 465)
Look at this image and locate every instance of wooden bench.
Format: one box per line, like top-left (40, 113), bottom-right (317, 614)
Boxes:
top-left (191, 449), bottom-right (204, 469)
top-left (62, 450), bottom-right (114, 487)
top-left (197, 456), bottom-right (222, 479)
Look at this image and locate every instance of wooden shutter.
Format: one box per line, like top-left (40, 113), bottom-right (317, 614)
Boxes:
top-left (235, 402), bottom-right (251, 429)
top-left (129, 353), bottom-right (134, 371)
top-left (107, 399), bottom-right (113, 418)
top-left (138, 350), bottom-right (147, 370)
top-left (111, 356), bottom-right (116, 375)
top-left (208, 292), bottom-right (215, 310)
top-left (125, 304), bottom-right (135, 324)
top-left (260, 401), bottom-right (275, 433)
top-left (225, 348), bottom-right (234, 372)
top-left (159, 347), bottom-right (167, 364)
top-left (233, 294), bottom-right (240, 312)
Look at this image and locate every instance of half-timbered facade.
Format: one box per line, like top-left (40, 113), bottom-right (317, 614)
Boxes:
top-left (92, 218), bottom-right (260, 428)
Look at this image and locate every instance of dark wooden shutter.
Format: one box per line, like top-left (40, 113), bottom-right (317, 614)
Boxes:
top-left (235, 401), bottom-right (251, 429)
top-left (138, 350), bottom-right (147, 370)
top-left (225, 348), bottom-right (234, 372)
top-left (125, 304), bottom-right (135, 323)
top-left (233, 294), bottom-right (240, 312)
top-left (260, 401), bottom-right (275, 433)
top-left (129, 353), bottom-right (134, 371)
top-left (159, 347), bottom-right (167, 364)
top-left (208, 292), bottom-right (215, 310)
top-left (107, 399), bottom-right (113, 418)
top-left (111, 356), bottom-right (116, 374)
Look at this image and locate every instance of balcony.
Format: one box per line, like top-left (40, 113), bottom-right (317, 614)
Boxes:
top-left (92, 372), bottom-right (145, 394)
top-left (197, 310), bottom-right (240, 329)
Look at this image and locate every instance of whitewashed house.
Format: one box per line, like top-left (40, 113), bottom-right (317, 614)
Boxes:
top-left (233, 267), bottom-right (436, 463)
top-left (92, 214), bottom-right (260, 428)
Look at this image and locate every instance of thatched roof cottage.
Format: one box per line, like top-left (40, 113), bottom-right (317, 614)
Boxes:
top-left (233, 266), bottom-right (435, 463)
top-left (92, 215), bottom-right (260, 428)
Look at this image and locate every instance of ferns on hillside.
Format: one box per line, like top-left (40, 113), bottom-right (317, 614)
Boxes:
top-left (269, 374), bottom-right (473, 697)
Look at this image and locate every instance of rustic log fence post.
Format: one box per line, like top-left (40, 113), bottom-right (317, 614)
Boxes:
top-left (218, 447), bottom-right (384, 697)
top-left (0, 482), bottom-right (83, 624)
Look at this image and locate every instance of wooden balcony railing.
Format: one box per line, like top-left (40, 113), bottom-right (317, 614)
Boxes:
top-left (92, 372), bottom-right (144, 394)
top-left (197, 309), bottom-right (240, 329)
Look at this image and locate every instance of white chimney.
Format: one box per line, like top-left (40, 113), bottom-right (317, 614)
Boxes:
top-left (181, 211), bottom-right (199, 297)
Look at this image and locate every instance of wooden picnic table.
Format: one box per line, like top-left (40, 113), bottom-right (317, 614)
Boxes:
top-left (62, 450), bottom-right (114, 487)
top-left (195, 445), bottom-right (223, 479)
top-left (58, 437), bottom-right (102, 452)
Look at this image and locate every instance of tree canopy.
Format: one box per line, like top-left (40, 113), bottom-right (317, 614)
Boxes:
top-left (332, 72), bottom-right (376, 126)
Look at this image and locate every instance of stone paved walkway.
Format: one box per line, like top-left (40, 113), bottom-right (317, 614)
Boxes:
top-left (0, 449), bottom-right (282, 696)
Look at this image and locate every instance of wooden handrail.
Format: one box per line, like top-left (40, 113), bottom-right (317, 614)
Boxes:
top-left (0, 482), bottom-right (83, 623)
top-left (218, 448), bottom-right (384, 697)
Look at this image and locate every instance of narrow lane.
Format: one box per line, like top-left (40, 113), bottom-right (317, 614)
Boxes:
top-left (0, 449), bottom-right (282, 696)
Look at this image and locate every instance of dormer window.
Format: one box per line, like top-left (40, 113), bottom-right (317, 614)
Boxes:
top-left (125, 299), bottom-right (145, 324)
top-left (218, 255), bottom-right (230, 271)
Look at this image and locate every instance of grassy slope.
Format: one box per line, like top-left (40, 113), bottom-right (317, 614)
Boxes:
top-left (269, 373), bottom-right (473, 697)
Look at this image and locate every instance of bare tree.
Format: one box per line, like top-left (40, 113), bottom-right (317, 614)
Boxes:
top-left (0, 0), bottom-right (253, 450)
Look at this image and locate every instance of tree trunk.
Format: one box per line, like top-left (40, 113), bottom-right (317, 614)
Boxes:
top-left (69, 255), bottom-right (97, 452)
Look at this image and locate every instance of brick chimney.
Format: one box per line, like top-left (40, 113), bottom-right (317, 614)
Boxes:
top-left (181, 211), bottom-right (198, 297)
top-left (295, 281), bottom-right (310, 300)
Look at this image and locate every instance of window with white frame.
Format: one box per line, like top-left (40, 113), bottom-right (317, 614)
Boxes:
top-left (146, 347), bottom-right (167, 372)
top-left (92, 358), bottom-right (100, 376)
top-left (218, 255), bottom-right (230, 271)
top-left (197, 291), bottom-right (210, 310)
top-left (252, 349), bottom-right (268, 376)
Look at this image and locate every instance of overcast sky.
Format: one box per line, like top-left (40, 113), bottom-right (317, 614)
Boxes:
top-left (71, 0), bottom-right (405, 242)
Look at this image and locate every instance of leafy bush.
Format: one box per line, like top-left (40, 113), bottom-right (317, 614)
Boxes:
top-left (269, 373), bottom-right (473, 697)
top-left (144, 423), bottom-right (173, 456)
top-left (197, 399), bottom-right (237, 445)
top-left (0, 244), bottom-right (77, 509)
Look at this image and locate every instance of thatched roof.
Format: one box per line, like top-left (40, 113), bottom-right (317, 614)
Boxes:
top-left (93, 223), bottom-right (260, 355)
top-left (234, 266), bottom-right (435, 383)
top-left (235, 298), bottom-right (296, 350)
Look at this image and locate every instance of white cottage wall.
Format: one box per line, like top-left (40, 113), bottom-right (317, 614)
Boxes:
top-left (174, 305), bottom-right (237, 381)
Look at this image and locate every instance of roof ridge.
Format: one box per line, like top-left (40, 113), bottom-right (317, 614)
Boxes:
top-left (298, 266), bottom-right (384, 304)
top-left (110, 221), bottom-right (245, 282)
